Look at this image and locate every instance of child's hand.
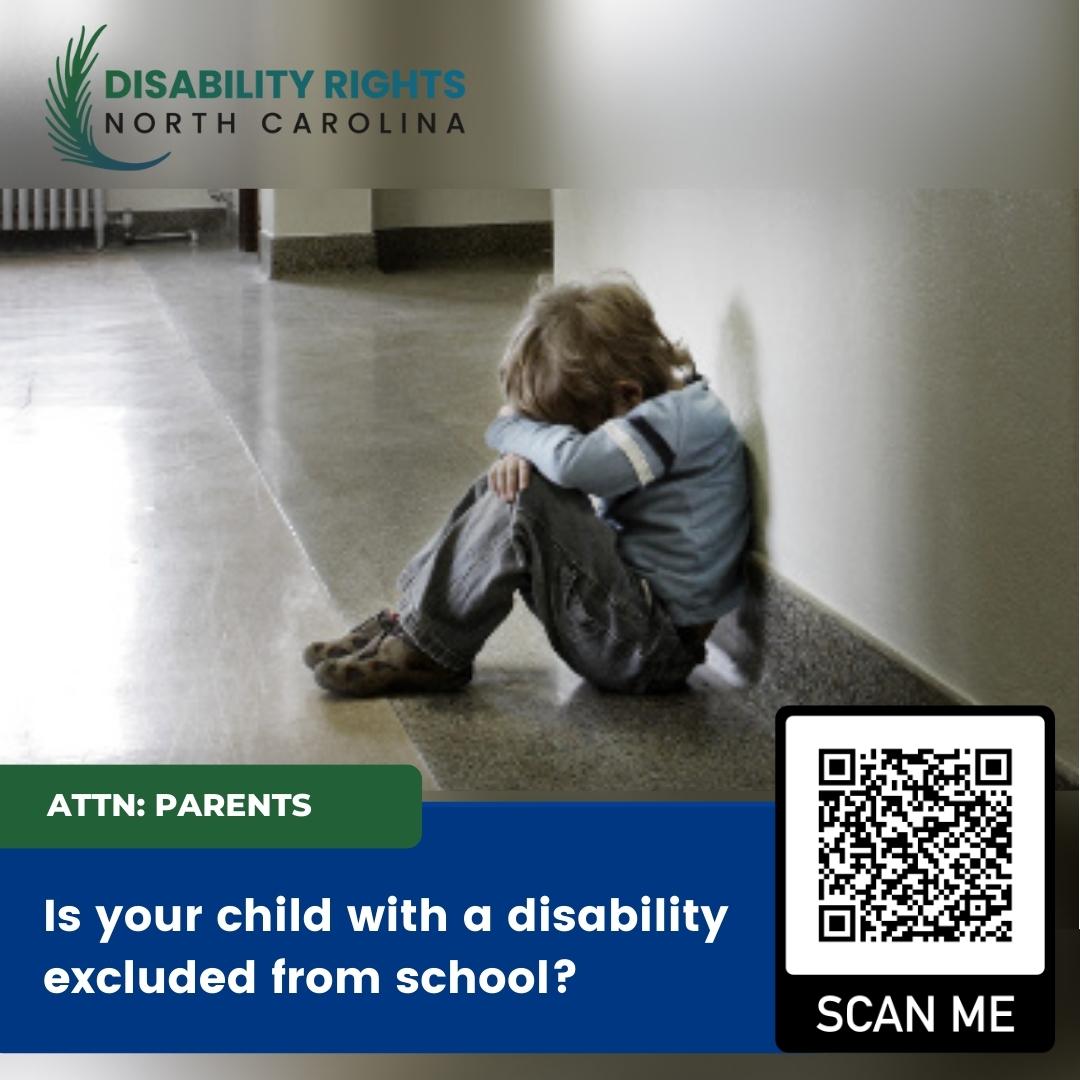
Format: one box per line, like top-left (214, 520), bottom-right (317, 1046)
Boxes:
top-left (489, 453), bottom-right (532, 503)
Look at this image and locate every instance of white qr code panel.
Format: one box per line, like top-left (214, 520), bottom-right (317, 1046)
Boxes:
top-left (784, 714), bottom-right (1045, 976)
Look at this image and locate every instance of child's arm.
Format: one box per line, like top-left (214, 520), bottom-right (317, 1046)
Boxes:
top-left (485, 413), bottom-right (670, 499)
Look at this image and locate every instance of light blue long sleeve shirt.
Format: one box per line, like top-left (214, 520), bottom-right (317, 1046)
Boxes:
top-left (485, 377), bottom-right (751, 624)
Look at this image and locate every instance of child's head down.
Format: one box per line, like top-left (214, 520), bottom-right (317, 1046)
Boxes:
top-left (500, 276), bottom-right (694, 431)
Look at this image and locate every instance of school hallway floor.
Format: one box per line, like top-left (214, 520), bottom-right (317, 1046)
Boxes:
top-left (0, 244), bottom-right (785, 791)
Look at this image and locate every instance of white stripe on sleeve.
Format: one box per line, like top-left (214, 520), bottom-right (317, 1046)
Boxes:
top-left (601, 419), bottom-right (655, 487)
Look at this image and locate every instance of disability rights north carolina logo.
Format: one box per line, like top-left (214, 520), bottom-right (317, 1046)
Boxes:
top-left (46, 25), bottom-right (170, 171)
top-left (45, 23), bottom-right (467, 171)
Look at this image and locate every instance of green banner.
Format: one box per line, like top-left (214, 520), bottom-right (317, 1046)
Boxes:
top-left (0, 765), bottom-right (421, 849)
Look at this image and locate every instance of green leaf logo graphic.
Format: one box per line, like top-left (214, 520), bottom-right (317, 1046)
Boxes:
top-left (46, 25), bottom-right (170, 171)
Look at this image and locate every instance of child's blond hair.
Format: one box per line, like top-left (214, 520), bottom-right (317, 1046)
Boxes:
top-left (499, 276), bottom-right (694, 431)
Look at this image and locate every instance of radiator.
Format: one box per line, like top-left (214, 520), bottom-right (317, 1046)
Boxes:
top-left (1, 188), bottom-right (106, 249)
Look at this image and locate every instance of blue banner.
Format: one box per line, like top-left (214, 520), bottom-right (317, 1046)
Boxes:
top-left (0, 802), bottom-right (776, 1052)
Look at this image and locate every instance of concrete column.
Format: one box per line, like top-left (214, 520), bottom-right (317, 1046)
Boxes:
top-left (258, 189), bottom-right (374, 276)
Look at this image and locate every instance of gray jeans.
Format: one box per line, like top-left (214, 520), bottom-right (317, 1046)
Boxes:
top-left (397, 473), bottom-right (705, 693)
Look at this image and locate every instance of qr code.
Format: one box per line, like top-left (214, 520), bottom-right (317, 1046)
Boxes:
top-left (783, 712), bottom-right (1045, 977)
top-left (817, 748), bottom-right (1012, 944)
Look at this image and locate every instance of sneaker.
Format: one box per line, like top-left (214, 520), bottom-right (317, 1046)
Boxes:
top-left (302, 609), bottom-right (399, 669)
top-left (313, 625), bottom-right (472, 697)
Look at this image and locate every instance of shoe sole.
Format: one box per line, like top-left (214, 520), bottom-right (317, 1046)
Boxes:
top-left (313, 662), bottom-right (471, 698)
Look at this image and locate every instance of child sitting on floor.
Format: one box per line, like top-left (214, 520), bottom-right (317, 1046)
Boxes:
top-left (304, 276), bottom-right (751, 696)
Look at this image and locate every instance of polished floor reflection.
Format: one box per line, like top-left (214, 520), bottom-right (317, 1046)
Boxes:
top-left (1, 246), bottom-right (780, 789)
top-left (0, 251), bottom-right (430, 779)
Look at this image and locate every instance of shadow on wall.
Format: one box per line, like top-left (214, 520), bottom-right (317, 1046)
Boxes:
top-left (718, 295), bottom-right (770, 554)
top-left (705, 193), bottom-right (1076, 768)
top-left (710, 295), bottom-right (770, 682)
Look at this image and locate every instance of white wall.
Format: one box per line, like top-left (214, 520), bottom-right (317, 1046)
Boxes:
top-left (373, 190), bottom-right (551, 229)
top-left (259, 189), bottom-right (372, 237)
top-left (258, 189), bottom-right (275, 233)
top-left (554, 189), bottom-right (1077, 766)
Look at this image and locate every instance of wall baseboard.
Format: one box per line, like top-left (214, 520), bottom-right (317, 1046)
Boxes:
top-left (107, 206), bottom-right (228, 241)
top-left (709, 559), bottom-right (1077, 789)
top-left (375, 221), bottom-right (553, 271)
top-left (257, 222), bottom-right (552, 278)
top-left (0, 230), bottom-right (98, 252)
top-left (259, 231), bottom-right (377, 278)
